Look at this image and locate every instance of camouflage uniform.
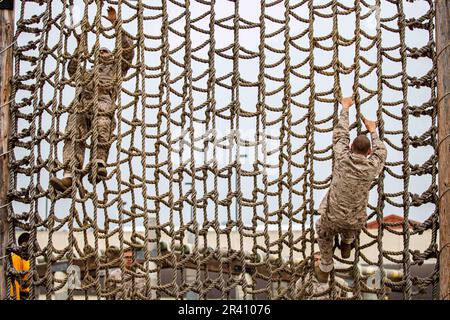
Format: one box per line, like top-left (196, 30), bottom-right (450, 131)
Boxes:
top-left (316, 108), bottom-right (387, 272)
top-left (62, 29), bottom-right (134, 178)
top-left (107, 268), bottom-right (146, 300)
top-left (295, 272), bottom-right (349, 300)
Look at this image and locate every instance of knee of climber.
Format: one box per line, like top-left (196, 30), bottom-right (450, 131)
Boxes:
top-left (316, 219), bottom-right (332, 240)
top-left (97, 102), bottom-right (115, 123)
top-left (315, 218), bottom-right (322, 232)
top-left (97, 115), bottom-right (113, 143)
top-left (63, 150), bottom-right (84, 172)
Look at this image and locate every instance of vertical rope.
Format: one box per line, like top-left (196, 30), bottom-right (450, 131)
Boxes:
top-left (397, 0), bottom-right (412, 300)
top-left (306, 0), bottom-right (316, 300)
top-left (5, 0), bottom-right (440, 301)
top-left (371, 0), bottom-right (387, 300)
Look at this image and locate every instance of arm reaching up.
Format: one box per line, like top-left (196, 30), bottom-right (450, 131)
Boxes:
top-left (117, 28), bottom-right (134, 76)
top-left (67, 33), bottom-right (85, 78)
top-left (362, 116), bottom-right (387, 175)
top-left (333, 97), bottom-right (353, 160)
top-left (104, 6), bottom-right (135, 76)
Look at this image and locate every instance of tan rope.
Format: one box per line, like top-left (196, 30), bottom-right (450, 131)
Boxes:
top-left (5, 0), bottom-right (440, 300)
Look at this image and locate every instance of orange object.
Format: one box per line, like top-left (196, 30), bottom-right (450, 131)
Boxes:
top-left (10, 253), bottom-right (30, 300)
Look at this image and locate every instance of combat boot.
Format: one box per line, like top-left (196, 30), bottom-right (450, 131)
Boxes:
top-left (341, 242), bottom-right (352, 259)
top-left (314, 265), bottom-right (330, 283)
top-left (49, 176), bottom-right (73, 193)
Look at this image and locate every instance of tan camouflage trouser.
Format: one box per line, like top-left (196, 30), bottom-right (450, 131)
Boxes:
top-left (316, 216), bottom-right (358, 272)
top-left (62, 100), bottom-right (116, 176)
top-left (295, 273), bottom-right (330, 300)
top-left (106, 269), bottom-right (147, 300)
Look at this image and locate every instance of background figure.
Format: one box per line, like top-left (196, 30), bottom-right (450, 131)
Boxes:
top-left (50, 6), bottom-right (134, 193)
top-left (106, 247), bottom-right (146, 300)
top-left (315, 96), bottom-right (387, 283)
top-left (10, 232), bottom-right (30, 300)
top-left (295, 252), bottom-right (349, 300)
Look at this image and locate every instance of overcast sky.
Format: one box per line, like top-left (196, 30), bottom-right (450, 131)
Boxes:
top-left (12, 0), bottom-right (436, 235)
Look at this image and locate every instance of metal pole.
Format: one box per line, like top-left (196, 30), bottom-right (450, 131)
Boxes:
top-left (0, 0), bottom-right (14, 300)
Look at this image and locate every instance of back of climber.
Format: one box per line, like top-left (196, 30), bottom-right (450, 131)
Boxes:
top-left (315, 96), bottom-right (387, 283)
top-left (50, 5), bottom-right (134, 194)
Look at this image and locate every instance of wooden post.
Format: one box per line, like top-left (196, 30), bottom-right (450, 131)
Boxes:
top-left (0, 0), bottom-right (14, 300)
top-left (436, 0), bottom-right (450, 301)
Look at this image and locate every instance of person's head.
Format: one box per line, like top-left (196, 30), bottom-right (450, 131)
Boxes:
top-left (18, 232), bottom-right (30, 246)
top-left (351, 135), bottom-right (371, 156)
top-left (106, 245), bottom-right (120, 260)
top-left (123, 247), bottom-right (134, 269)
top-left (99, 47), bottom-right (112, 59)
top-left (17, 233), bottom-right (30, 260)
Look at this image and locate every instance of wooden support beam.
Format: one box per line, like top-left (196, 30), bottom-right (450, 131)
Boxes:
top-left (436, 0), bottom-right (450, 301)
top-left (0, 0), bottom-right (14, 300)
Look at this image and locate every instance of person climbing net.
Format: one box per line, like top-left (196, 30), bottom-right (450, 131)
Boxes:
top-left (49, 5), bottom-right (135, 195)
top-left (314, 96), bottom-right (387, 283)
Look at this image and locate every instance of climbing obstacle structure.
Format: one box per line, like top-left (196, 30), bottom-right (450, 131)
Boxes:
top-left (0, 0), bottom-right (446, 300)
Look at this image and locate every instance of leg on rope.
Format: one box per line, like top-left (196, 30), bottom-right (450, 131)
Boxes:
top-left (88, 101), bottom-right (116, 184)
top-left (315, 217), bottom-right (335, 282)
top-left (315, 95), bottom-right (387, 285)
top-left (50, 110), bottom-right (89, 193)
top-left (49, 5), bottom-right (134, 195)
top-left (339, 229), bottom-right (357, 259)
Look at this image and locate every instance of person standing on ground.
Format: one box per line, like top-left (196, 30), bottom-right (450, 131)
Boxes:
top-left (10, 232), bottom-right (31, 300)
top-left (106, 247), bottom-right (146, 300)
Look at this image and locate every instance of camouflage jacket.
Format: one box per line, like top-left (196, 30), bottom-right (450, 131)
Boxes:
top-left (107, 268), bottom-right (146, 300)
top-left (320, 108), bottom-right (387, 230)
top-left (67, 28), bottom-right (134, 106)
top-left (295, 272), bottom-right (349, 300)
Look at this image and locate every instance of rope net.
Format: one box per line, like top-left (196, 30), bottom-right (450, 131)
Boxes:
top-left (5, 0), bottom-right (439, 300)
